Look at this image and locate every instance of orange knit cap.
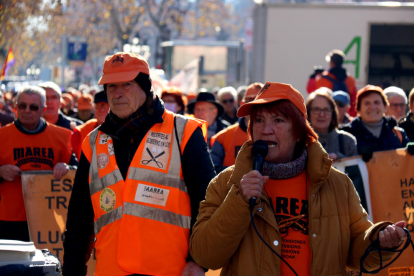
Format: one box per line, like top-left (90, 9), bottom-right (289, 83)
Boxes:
top-left (237, 82), bottom-right (307, 119)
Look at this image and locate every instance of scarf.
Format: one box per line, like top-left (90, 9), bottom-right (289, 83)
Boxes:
top-left (101, 94), bottom-right (164, 142)
top-left (262, 148), bottom-right (307, 180)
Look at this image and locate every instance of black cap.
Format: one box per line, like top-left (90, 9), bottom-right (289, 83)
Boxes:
top-left (94, 90), bottom-right (108, 103)
top-left (187, 92), bottom-right (224, 116)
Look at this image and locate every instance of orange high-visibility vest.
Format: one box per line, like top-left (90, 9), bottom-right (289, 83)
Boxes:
top-left (71, 118), bottom-right (99, 160)
top-left (0, 122), bottom-right (72, 221)
top-left (210, 123), bottom-right (249, 167)
top-left (82, 110), bottom-right (206, 276)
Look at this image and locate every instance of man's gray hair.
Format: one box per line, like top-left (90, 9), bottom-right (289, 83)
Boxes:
top-left (38, 81), bottom-right (62, 98)
top-left (217, 86), bottom-right (237, 101)
top-left (16, 86), bottom-right (47, 107)
top-left (383, 86), bottom-right (407, 104)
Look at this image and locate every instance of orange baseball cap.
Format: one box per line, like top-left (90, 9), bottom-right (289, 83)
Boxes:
top-left (237, 82), bottom-right (307, 119)
top-left (77, 94), bottom-right (94, 111)
top-left (356, 85), bottom-right (389, 110)
top-left (242, 83), bottom-right (263, 104)
top-left (98, 52), bottom-right (150, 85)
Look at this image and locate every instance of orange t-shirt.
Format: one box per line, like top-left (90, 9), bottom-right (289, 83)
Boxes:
top-left (264, 170), bottom-right (310, 276)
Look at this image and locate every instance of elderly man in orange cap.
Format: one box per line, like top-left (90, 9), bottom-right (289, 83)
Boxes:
top-left (210, 82), bottom-right (263, 173)
top-left (70, 93), bottom-right (95, 123)
top-left (63, 52), bottom-right (215, 276)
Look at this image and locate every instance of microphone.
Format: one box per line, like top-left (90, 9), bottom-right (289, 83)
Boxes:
top-left (250, 140), bottom-right (268, 210)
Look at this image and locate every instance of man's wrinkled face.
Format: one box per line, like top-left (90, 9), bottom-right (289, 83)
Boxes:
top-left (17, 93), bottom-right (45, 130)
top-left (194, 102), bottom-right (218, 126)
top-left (106, 81), bottom-right (146, 119)
top-left (95, 102), bottom-right (109, 123)
top-left (386, 95), bottom-right (407, 121)
top-left (44, 88), bottom-right (60, 118)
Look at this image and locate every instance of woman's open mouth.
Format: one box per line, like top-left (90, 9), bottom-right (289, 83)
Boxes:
top-left (266, 141), bottom-right (277, 149)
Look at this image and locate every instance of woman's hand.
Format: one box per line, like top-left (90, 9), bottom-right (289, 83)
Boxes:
top-left (240, 170), bottom-right (269, 204)
top-left (379, 221), bottom-right (407, 248)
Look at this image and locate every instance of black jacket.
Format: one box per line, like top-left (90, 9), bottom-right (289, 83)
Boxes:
top-left (63, 101), bottom-right (216, 276)
top-left (341, 116), bottom-right (409, 160)
top-left (57, 112), bottom-right (83, 131)
top-left (399, 112), bottom-right (414, 142)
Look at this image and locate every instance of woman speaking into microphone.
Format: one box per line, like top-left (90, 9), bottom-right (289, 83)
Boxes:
top-left (189, 82), bottom-right (406, 275)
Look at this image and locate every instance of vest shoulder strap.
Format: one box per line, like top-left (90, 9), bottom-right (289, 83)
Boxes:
top-left (82, 128), bottom-right (100, 163)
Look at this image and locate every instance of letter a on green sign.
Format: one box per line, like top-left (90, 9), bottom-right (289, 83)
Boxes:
top-left (343, 36), bottom-right (361, 79)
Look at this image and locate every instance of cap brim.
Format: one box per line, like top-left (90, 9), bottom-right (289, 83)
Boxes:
top-left (98, 71), bottom-right (139, 85)
top-left (237, 97), bottom-right (285, 117)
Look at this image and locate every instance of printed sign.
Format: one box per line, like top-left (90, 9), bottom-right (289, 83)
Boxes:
top-left (388, 267), bottom-right (414, 276)
top-left (22, 171), bottom-right (96, 276)
top-left (135, 183), bottom-right (170, 206)
top-left (141, 130), bottom-right (171, 170)
top-left (365, 149), bottom-right (414, 276)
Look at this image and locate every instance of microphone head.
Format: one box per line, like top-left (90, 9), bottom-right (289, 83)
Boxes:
top-left (252, 140), bottom-right (268, 159)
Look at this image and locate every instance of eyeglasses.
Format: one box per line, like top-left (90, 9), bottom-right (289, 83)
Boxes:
top-left (221, 99), bottom-right (234, 104)
top-left (310, 107), bottom-right (332, 115)
top-left (335, 101), bottom-right (347, 108)
top-left (17, 103), bottom-right (40, 111)
top-left (389, 103), bottom-right (406, 110)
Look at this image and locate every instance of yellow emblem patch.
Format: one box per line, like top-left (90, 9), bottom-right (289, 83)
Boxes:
top-left (100, 188), bottom-right (116, 212)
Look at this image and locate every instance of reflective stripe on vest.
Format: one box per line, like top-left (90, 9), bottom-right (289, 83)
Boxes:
top-left (123, 202), bottom-right (191, 229)
top-left (94, 205), bottom-right (123, 234)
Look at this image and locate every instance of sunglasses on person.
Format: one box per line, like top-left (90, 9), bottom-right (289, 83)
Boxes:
top-left (335, 101), bottom-right (347, 108)
top-left (17, 103), bottom-right (41, 111)
top-left (221, 98), bottom-right (234, 104)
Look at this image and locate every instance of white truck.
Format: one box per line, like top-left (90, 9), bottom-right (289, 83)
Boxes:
top-left (250, 3), bottom-right (414, 95)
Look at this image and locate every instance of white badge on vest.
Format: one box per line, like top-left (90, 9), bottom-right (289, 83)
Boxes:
top-left (140, 130), bottom-right (171, 170)
top-left (108, 143), bottom-right (114, 156)
top-left (99, 134), bottom-right (111, 145)
top-left (135, 184), bottom-right (170, 206)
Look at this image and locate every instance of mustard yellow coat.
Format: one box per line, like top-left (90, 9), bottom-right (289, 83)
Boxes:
top-left (190, 140), bottom-right (393, 276)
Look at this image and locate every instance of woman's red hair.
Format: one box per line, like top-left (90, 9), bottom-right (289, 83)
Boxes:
top-left (248, 100), bottom-right (318, 145)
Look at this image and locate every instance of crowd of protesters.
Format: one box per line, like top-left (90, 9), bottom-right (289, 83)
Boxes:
top-left (0, 49), bottom-right (413, 276)
top-left (0, 49), bottom-right (413, 244)
top-left (0, 62), bottom-right (413, 165)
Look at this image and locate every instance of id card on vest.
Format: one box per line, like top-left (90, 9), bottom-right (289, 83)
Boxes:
top-left (134, 183), bottom-right (170, 206)
top-left (140, 130), bottom-right (171, 170)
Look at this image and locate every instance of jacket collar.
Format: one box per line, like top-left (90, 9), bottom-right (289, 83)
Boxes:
top-left (229, 140), bottom-right (333, 194)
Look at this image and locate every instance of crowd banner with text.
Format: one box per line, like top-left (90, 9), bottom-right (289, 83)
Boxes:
top-left (22, 170), bottom-right (96, 276)
top-left (21, 148), bottom-right (413, 276)
top-left (365, 149), bottom-right (414, 276)
top-left (334, 150), bottom-right (414, 275)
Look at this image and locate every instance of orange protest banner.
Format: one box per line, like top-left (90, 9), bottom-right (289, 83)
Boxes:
top-left (365, 149), bottom-right (414, 275)
top-left (22, 170), bottom-right (96, 276)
